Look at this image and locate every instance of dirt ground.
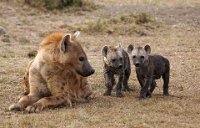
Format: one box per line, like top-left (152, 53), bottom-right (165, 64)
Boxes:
top-left (0, 0), bottom-right (200, 128)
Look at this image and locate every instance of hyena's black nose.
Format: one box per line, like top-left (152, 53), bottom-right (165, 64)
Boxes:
top-left (118, 65), bottom-right (123, 69)
top-left (90, 68), bottom-right (95, 75)
top-left (135, 63), bottom-right (140, 67)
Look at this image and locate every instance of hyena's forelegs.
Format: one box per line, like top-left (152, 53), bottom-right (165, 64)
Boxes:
top-left (26, 94), bottom-right (71, 113)
top-left (9, 94), bottom-right (40, 111)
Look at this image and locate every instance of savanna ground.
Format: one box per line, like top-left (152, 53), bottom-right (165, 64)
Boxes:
top-left (0, 0), bottom-right (200, 127)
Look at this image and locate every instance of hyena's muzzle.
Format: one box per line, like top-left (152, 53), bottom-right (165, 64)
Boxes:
top-left (76, 59), bottom-right (95, 77)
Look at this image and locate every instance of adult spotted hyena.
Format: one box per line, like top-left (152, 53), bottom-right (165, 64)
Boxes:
top-left (9, 31), bottom-right (95, 112)
top-left (127, 44), bottom-right (170, 99)
top-left (102, 45), bottom-right (132, 97)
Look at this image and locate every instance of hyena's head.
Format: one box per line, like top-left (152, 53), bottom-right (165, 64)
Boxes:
top-left (101, 45), bottom-right (124, 69)
top-left (127, 44), bottom-right (151, 67)
top-left (59, 31), bottom-right (95, 77)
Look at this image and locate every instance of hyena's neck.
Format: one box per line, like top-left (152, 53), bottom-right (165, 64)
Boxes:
top-left (140, 58), bottom-right (150, 69)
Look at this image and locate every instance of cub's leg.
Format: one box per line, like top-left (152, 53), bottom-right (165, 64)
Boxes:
top-left (140, 77), bottom-right (152, 99)
top-left (163, 60), bottom-right (170, 96)
top-left (162, 72), bottom-right (169, 96)
top-left (146, 79), bottom-right (156, 97)
top-left (122, 69), bottom-right (133, 91)
top-left (104, 73), bottom-right (114, 96)
top-left (115, 75), bottom-right (123, 97)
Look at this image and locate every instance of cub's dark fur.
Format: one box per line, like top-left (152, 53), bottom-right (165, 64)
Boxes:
top-left (128, 44), bottom-right (170, 99)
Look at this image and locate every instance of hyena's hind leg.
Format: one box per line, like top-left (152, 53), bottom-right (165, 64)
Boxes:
top-left (162, 59), bottom-right (170, 96)
top-left (17, 60), bottom-right (34, 100)
top-left (122, 69), bottom-right (133, 91)
top-left (9, 67), bottom-right (47, 111)
top-left (162, 70), bottom-right (170, 96)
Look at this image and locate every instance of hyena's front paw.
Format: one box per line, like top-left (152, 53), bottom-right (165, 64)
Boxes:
top-left (9, 103), bottom-right (22, 111)
top-left (17, 92), bottom-right (28, 100)
top-left (163, 92), bottom-right (169, 96)
top-left (139, 92), bottom-right (147, 99)
top-left (116, 92), bottom-right (124, 97)
top-left (25, 103), bottom-right (43, 113)
top-left (146, 90), bottom-right (152, 98)
top-left (103, 90), bottom-right (111, 96)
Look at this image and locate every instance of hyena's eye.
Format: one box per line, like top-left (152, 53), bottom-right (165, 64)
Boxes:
top-left (112, 59), bottom-right (116, 62)
top-left (140, 56), bottom-right (144, 59)
top-left (119, 57), bottom-right (123, 61)
top-left (79, 56), bottom-right (85, 62)
top-left (132, 56), bottom-right (136, 59)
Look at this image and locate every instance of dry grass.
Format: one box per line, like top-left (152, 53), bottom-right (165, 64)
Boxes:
top-left (71, 13), bottom-right (158, 35)
top-left (0, 0), bottom-right (200, 128)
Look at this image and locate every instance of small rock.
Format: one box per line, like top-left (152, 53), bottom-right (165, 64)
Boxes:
top-left (138, 31), bottom-right (147, 36)
top-left (28, 50), bottom-right (37, 58)
top-left (0, 26), bottom-right (6, 36)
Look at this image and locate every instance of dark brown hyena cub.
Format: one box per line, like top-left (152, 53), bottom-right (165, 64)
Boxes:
top-left (102, 45), bottom-right (132, 97)
top-left (127, 44), bottom-right (170, 99)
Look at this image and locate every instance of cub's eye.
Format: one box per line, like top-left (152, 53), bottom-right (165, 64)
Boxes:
top-left (132, 56), bottom-right (136, 59)
top-left (79, 57), bottom-right (84, 62)
top-left (112, 59), bottom-right (116, 62)
top-left (119, 57), bottom-right (123, 60)
top-left (140, 56), bottom-right (144, 59)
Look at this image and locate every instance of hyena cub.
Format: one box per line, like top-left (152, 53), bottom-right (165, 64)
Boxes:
top-left (127, 44), bottom-right (170, 99)
top-left (102, 45), bottom-right (132, 97)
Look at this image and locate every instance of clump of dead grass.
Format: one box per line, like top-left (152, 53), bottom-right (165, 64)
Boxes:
top-left (18, 37), bottom-right (31, 45)
top-left (135, 12), bottom-right (152, 24)
top-left (24, 0), bottom-right (97, 11)
top-left (70, 13), bottom-right (159, 35)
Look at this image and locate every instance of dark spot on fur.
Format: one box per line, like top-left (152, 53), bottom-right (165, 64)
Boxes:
top-left (45, 97), bottom-right (51, 100)
top-left (61, 86), bottom-right (64, 90)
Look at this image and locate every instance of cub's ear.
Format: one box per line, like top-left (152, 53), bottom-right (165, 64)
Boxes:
top-left (102, 45), bottom-right (108, 57)
top-left (144, 45), bottom-right (151, 54)
top-left (73, 31), bottom-right (80, 39)
top-left (127, 44), bottom-right (134, 54)
top-left (117, 44), bottom-right (123, 52)
top-left (60, 34), bottom-right (71, 53)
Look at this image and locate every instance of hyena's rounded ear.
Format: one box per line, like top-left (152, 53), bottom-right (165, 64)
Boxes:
top-left (117, 44), bottom-right (123, 52)
top-left (127, 44), bottom-right (134, 54)
top-left (60, 34), bottom-right (71, 53)
top-left (73, 31), bottom-right (80, 39)
top-left (102, 45), bottom-right (108, 57)
top-left (144, 45), bottom-right (151, 54)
